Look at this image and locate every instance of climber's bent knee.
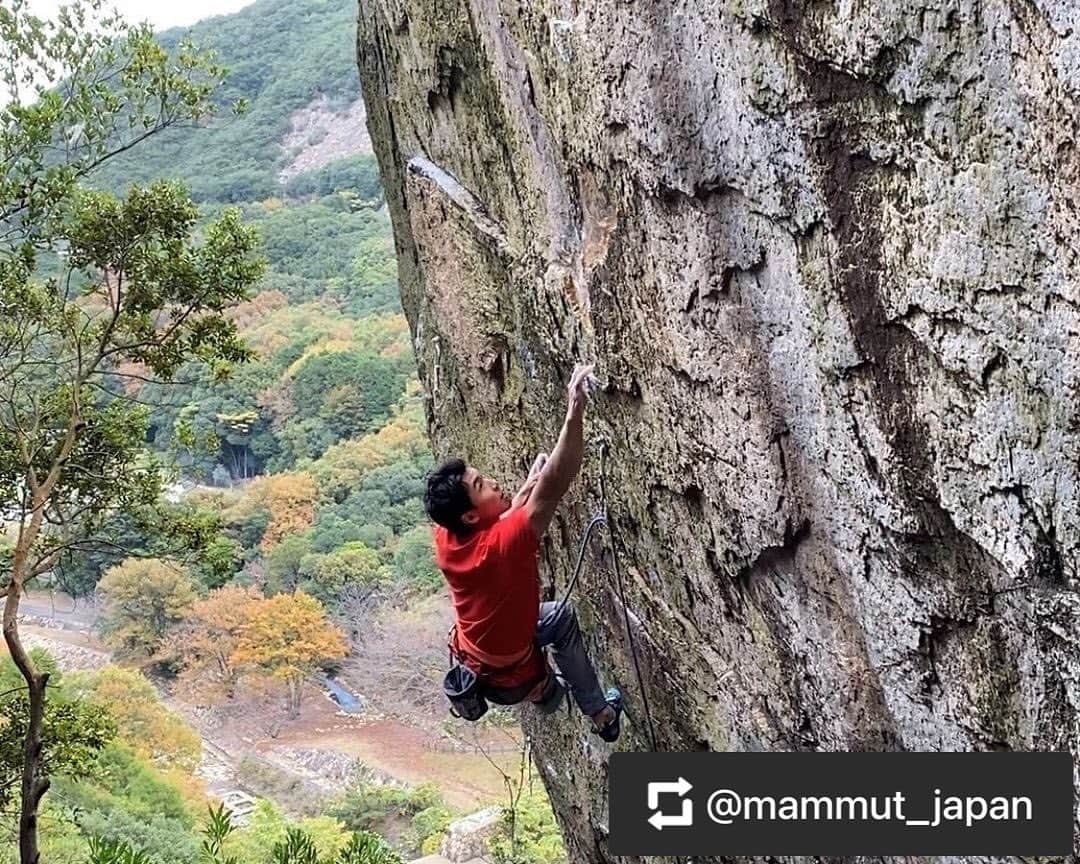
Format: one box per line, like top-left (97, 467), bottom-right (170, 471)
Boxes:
top-left (537, 600), bottom-right (578, 643)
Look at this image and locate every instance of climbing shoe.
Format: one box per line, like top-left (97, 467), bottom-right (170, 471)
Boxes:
top-left (594, 687), bottom-right (623, 743)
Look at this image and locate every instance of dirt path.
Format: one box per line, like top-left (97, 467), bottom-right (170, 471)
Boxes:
top-left (19, 590), bottom-right (100, 629)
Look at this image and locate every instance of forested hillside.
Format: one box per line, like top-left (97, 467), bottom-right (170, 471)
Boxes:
top-left (0, 1), bottom-right (523, 861)
top-left (55, 0), bottom-right (434, 608)
top-left (92, 0), bottom-right (369, 203)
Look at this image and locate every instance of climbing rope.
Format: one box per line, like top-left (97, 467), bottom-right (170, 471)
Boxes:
top-left (553, 438), bottom-right (660, 753)
top-left (552, 510), bottom-right (604, 621)
top-left (549, 439), bottom-right (681, 864)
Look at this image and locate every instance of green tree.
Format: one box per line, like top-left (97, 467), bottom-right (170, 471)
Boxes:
top-left (198, 535), bottom-right (244, 589)
top-left (97, 560), bottom-right (198, 659)
top-left (1, 651), bottom-right (116, 819)
top-left (49, 513), bottom-right (151, 598)
top-left (265, 533), bottom-right (314, 594)
top-left (283, 156), bottom-right (383, 201)
top-left (289, 351), bottom-right (405, 444)
top-left (87, 0), bottom-right (364, 204)
top-left (489, 787), bottom-right (566, 864)
top-left (222, 800), bottom-right (348, 864)
top-left (300, 542), bottom-right (384, 604)
top-left (391, 526), bottom-right (441, 594)
top-left (0, 3), bottom-right (262, 856)
top-left (270, 828), bottom-right (402, 864)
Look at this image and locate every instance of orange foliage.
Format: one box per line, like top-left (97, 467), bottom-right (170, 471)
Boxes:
top-left (241, 301), bottom-right (354, 358)
top-left (177, 584), bottom-right (263, 698)
top-left (254, 471), bottom-right (318, 551)
top-left (229, 591), bottom-right (347, 715)
top-left (256, 379), bottom-right (296, 431)
top-left (225, 289), bottom-right (289, 331)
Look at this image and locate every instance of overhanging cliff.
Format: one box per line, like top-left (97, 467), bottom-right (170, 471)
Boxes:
top-left (355, 2), bottom-right (1080, 861)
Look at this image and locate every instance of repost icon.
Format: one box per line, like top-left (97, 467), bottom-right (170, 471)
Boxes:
top-left (647, 777), bottom-right (693, 830)
top-left (611, 753), bottom-right (1073, 856)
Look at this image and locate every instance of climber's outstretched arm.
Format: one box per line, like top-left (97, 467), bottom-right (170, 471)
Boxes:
top-left (526, 363), bottom-right (593, 538)
top-left (503, 452), bottom-right (547, 517)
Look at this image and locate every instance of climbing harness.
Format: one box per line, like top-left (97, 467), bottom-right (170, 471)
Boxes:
top-left (553, 439), bottom-right (660, 752)
top-left (444, 626), bottom-right (551, 721)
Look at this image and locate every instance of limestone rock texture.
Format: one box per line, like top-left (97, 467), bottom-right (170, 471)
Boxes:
top-left (356, 1), bottom-right (1080, 860)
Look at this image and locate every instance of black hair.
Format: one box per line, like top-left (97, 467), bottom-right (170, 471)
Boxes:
top-left (424, 458), bottom-right (473, 536)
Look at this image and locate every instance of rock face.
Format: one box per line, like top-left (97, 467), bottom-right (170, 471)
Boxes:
top-left (439, 807), bottom-right (500, 862)
top-left (357, 1), bottom-right (1080, 861)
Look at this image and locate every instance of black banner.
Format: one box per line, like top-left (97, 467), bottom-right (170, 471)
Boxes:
top-left (609, 752), bottom-right (1073, 856)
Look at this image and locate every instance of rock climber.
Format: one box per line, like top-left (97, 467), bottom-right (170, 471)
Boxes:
top-left (423, 362), bottom-right (623, 742)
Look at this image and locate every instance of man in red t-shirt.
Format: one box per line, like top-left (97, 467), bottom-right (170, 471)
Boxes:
top-left (425, 363), bottom-right (622, 741)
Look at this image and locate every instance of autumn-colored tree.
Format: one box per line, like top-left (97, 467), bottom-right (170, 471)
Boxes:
top-left (67, 667), bottom-right (201, 771)
top-left (285, 340), bottom-right (358, 378)
top-left (351, 313), bottom-right (411, 358)
top-left (319, 382), bottom-right (367, 440)
top-left (256, 472), bottom-right (318, 551)
top-left (257, 378), bottom-right (297, 432)
top-left (240, 302), bottom-right (352, 359)
top-left (231, 591), bottom-right (347, 716)
top-left (225, 289), bottom-right (289, 331)
top-left (171, 583), bottom-right (262, 699)
top-left (98, 559), bottom-right (198, 658)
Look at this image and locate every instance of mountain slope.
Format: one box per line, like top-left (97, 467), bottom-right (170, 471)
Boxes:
top-left (93, 0), bottom-right (366, 202)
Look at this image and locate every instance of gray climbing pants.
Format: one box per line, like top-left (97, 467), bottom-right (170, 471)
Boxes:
top-left (534, 601), bottom-right (608, 717)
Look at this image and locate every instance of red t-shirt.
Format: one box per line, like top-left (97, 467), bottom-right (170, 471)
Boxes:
top-left (434, 507), bottom-right (546, 688)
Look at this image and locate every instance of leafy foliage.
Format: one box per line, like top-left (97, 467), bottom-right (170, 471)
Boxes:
top-left (199, 804), bottom-right (239, 864)
top-left (256, 472), bottom-right (319, 551)
top-left (47, 504), bottom-right (240, 597)
top-left (85, 837), bottom-right (154, 864)
top-left (168, 584), bottom-right (263, 698)
top-left (0, 0), bottom-right (234, 242)
top-left (67, 668), bottom-right (201, 770)
top-left (390, 526), bottom-right (441, 594)
top-left (284, 156), bottom-right (382, 202)
top-left (97, 559), bottom-right (198, 658)
top-left (489, 787), bottom-right (567, 864)
top-left (0, 1), bottom-right (435, 861)
top-left (56, 742), bottom-right (196, 828)
top-left (87, 0), bottom-right (363, 204)
top-left (328, 780), bottom-right (447, 856)
top-left (270, 828), bottom-right (403, 864)
top-left (0, 651), bottom-right (116, 812)
top-left (230, 591), bottom-right (347, 714)
top-left (298, 542), bottom-right (386, 605)
top-left (223, 799), bottom-right (349, 864)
